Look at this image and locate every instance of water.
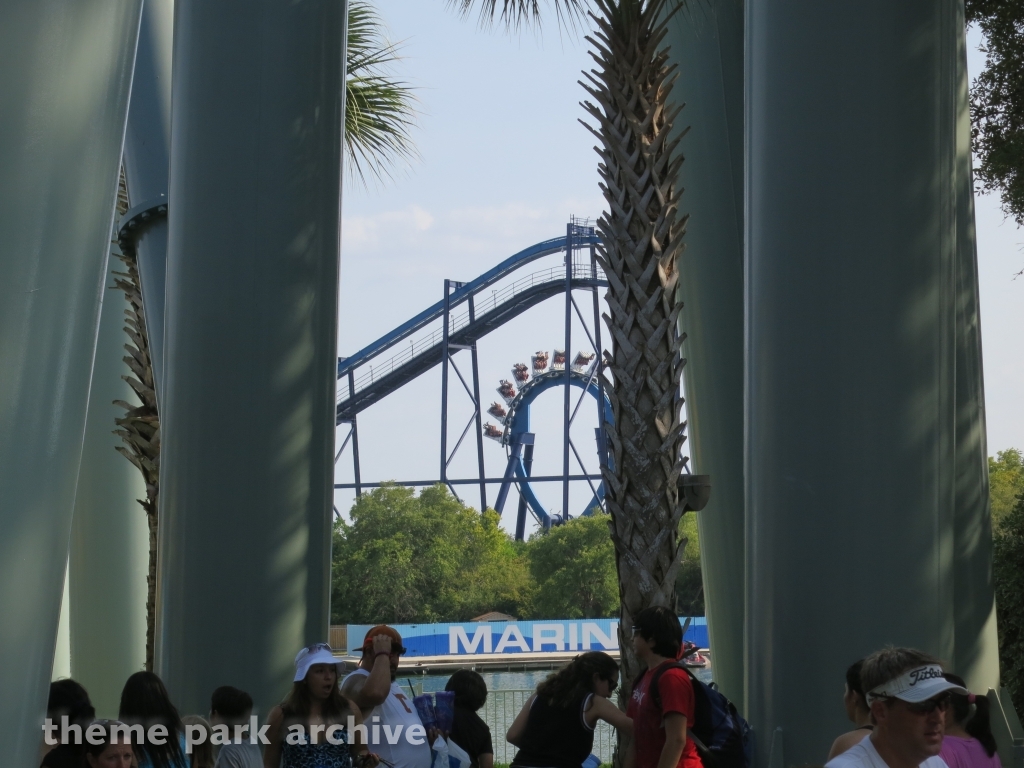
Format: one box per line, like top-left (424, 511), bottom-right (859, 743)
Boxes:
top-left (399, 664), bottom-right (715, 764)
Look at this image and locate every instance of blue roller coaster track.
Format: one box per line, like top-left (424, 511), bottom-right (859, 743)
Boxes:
top-left (334, 219), bottom-right (610, 539)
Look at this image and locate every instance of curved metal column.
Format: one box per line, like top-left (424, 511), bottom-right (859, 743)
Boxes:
top-left (745, 1), bottom-right (960, 764)
top-left (0, 0), bottom-right (142, 761)
top-left (664, 0), bottom-right (745, 706)
top-left (69, 256), bottom-right (149, 718)
top-left (122, 0), bottom-right (174, 402)
top-left (951, 6), bottom-right (1000, 694)
top-left (157, 0), bottom-right (345, 715)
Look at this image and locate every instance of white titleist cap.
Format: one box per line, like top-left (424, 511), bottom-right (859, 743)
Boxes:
top-left (866, 664), bottom-right (968, 704)
top-left (294, 643), bottom-right (342, 682)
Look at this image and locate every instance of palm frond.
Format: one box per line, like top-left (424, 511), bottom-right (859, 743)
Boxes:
top-left (346, 0), bottom-right (418, 186)
top-left (447, 0), bottom-right (590, 32)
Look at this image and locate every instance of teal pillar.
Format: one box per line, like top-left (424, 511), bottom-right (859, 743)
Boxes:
top-left (745, 0), bottom-right (961, 765)
top-left (0, 0), bottom-right (142, 763)
top-left (664, 0), bottom-right (745, 707)
top-left (950, 3), bottom-right (1000, 696)
top-left (69, 254), bottom-right (149, 718)
top-left (156, 0), bottom-right (345, 715)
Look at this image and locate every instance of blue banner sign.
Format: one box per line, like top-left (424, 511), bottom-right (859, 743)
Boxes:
top-left (347, 618), bottom-right (708, 657)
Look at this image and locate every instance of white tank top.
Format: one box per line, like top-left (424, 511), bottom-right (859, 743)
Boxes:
top-left (343, 668), bottom-right (432, 768)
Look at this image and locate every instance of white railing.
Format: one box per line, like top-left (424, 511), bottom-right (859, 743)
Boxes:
top-left (338, 263), bottom-right (606, 405)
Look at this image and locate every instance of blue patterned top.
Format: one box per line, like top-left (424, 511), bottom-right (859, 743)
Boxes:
top-left (281, 727), bottom-right (353, 768)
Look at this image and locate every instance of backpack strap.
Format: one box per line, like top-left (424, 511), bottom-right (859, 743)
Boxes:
top-left (647, 662), bottom-right (715, 760)
top-left (647, 661), bottom-right (689, 711)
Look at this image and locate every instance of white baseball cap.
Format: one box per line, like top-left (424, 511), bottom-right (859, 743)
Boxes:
top-left (866, 664), bottom-right (968, 704)
top-left (294, 643), bottom-right (343, 682)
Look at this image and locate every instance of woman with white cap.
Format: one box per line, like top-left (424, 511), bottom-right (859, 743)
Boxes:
top-left (263, 643), bottom-right (377, 768)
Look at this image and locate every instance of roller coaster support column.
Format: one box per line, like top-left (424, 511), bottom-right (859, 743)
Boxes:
top-left (590, 241), bottom-right (609, 473)
top-left (468, 295), bottom-right (487, 511)
top-left (744, 0), bottom-right (1001, 764)
top-left (0, 0), bottom-right (142, 760)
top-left (441, 280), bottom-right (453, 490)
top-left (121, 0), bottom-right (173, 403)
top-left (664, 0), bottom-right (745, 706)
top-left (349, 371), bottom-right (363, 496)
top-left (157, 0), bottom-right (345, 715)
top-left (515, 442), bottom-right (535, 541)
top-left (563, 226), bottom-right (573, 518)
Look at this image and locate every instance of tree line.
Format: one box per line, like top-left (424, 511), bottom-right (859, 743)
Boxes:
top-left (330, 483), bottom-right (704, 626)
top-left (990, 449), bottom-right (1024, 712)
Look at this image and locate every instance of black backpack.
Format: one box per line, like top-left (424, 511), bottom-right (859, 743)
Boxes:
top-left (634, 662), bottom-right (752, 768)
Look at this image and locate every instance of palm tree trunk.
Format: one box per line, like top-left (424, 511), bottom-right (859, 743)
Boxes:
top-left (111, 167), bottom-right (161, 671)
top-left (580, 0), bottom-right (691, 693)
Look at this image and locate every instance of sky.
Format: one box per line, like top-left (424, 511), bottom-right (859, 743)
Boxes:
top-left (333, 4), bottom-right (1024, 532)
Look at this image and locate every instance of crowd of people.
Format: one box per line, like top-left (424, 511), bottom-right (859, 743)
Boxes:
top-left (39, 612), bottom-right (1005, 768)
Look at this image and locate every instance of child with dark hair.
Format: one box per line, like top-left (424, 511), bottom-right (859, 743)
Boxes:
top-left (940, 673), bottom-right (1001, 768)
top-left (445, 670), bottom-right (493, 768)
top-left (118, 671), bottom-right (189, 768)
top-left (42, 678), bottom-right (96, 768)
top-left (209, 686), bottom-right (262, 768)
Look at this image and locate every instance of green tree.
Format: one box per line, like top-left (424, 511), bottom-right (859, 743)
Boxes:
top-left (331, 484), bottom-right (532, 623)
top-left (968, 0), bottom-right (1024, 235)
top-left (990, 448), bottom-right (1024, 530)
top-left (675, 512), bottom-right (704, 616)
top-left (526, 515), bottom-right (620, 619)
top-left (993, 487), bottom-right (1024, 712)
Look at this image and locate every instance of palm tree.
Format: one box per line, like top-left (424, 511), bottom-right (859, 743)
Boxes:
top-left (457, 0), bottom-right (691, 692)
top-left (111, 169), bottom-right (161, 671)
top-left (346, 0), bottom-right (417, 185)
top-left (112, 0), bottom-right (418, 668)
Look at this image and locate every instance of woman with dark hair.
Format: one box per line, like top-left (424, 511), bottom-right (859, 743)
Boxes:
top-left (940, 673), bottom-right (1001, 768)
top-left (118, 671), bottom-right (188, 768)
top-left (83, 721), bottom-right (135, 768)
top-left (507, 651), bottom-right (632, 768)
top-left (827, 659), bottom-right (874, 760)
top-left (446, 670), bottom-right (493, 768)
top-left (263, 643), bottom-right (376, 768)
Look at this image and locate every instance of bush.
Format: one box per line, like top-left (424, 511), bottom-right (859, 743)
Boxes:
top-left (994, 488), bottom-right (1024, 712)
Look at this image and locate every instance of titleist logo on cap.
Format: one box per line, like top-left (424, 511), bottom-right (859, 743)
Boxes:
top-left (907, 666), bottom-right (944, 686)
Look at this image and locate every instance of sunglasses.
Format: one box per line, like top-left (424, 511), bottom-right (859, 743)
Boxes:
top-left (604, 676), bottom-right (618, 694)
top-left (305, 642), bottom-right (334, 653)
top-left (890, 693), bottom-right (951, 715)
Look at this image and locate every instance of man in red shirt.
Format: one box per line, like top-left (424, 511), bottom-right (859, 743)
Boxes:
top-left (625, 607), bottom-right (703, 768)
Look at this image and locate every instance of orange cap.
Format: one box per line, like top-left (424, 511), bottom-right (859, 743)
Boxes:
top-left (362, 625), bottom-right (403, 652)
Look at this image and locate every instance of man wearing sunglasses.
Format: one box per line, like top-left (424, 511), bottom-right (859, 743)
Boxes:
top-left (826, 648), bottom-right (967, 768)
top-left (342, 625), bottom-right (432, 768)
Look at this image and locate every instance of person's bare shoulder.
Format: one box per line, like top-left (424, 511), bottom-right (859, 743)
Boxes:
top-left (341, 670), bottom-right (367, 696)
top-left (827, 729), bottom-right (870, 763)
